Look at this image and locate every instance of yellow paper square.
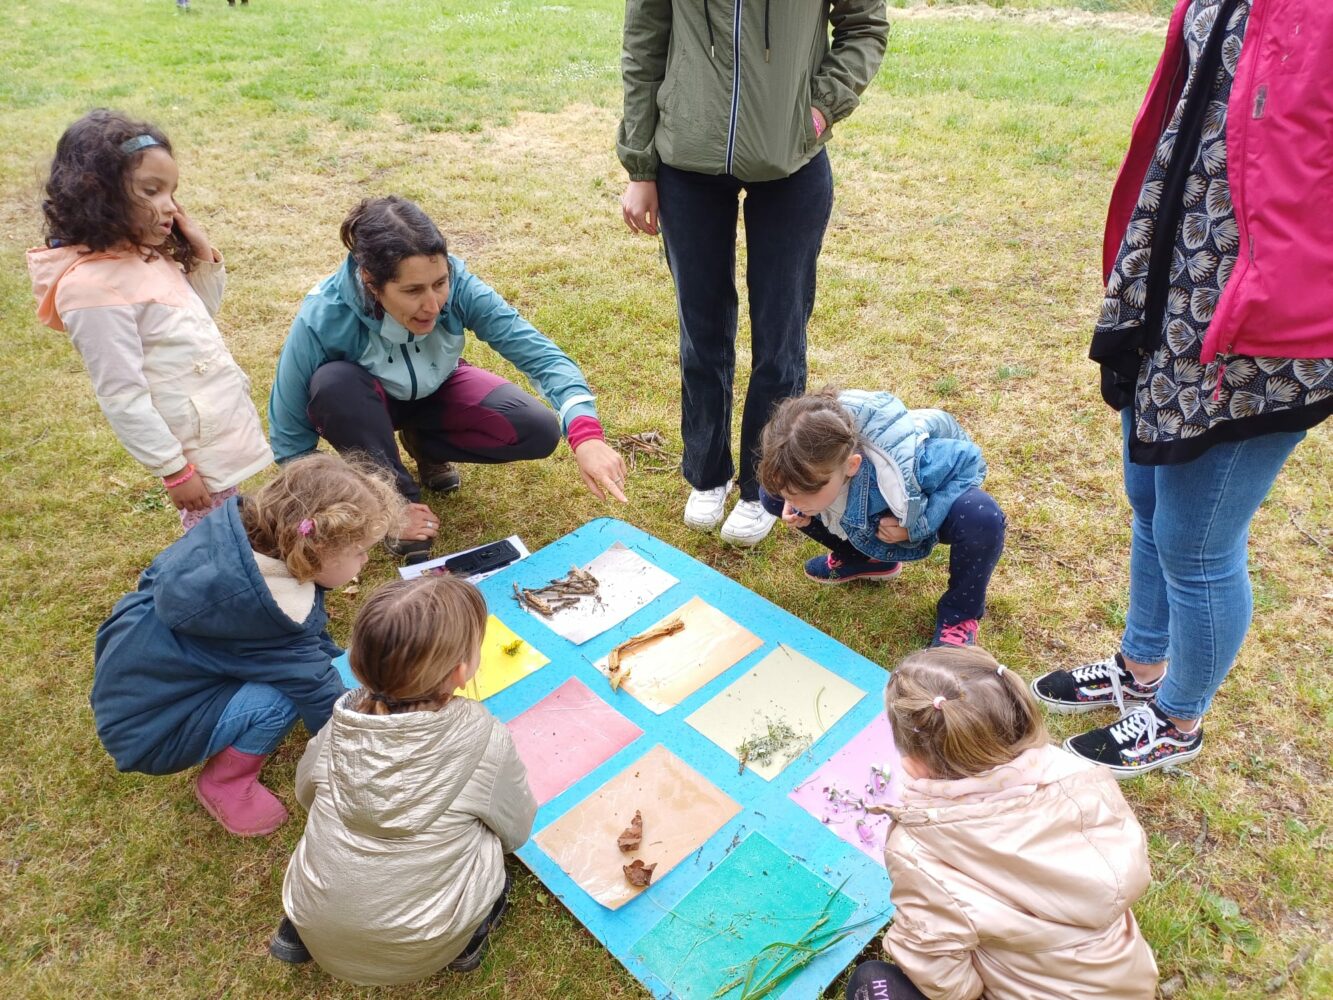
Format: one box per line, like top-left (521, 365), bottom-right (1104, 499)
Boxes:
top-left (465, 616), bottom-right (550, 701)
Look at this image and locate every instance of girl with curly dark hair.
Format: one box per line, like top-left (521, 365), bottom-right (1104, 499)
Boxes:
top-left (28, 109), bottom-right (271, 530)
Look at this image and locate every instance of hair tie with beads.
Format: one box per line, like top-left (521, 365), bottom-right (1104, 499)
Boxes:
top-left (932, 696), bottom-right (946, 711)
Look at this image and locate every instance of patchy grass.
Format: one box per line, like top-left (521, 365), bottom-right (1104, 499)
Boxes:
top-left (1, 1), bottom-right (1329, 999)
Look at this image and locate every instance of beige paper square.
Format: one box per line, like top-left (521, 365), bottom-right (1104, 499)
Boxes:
top-left (685, 645), bottom-right (866, 780)
top-left (594, 597), bottom-right (763, 714)
top-left (534, 744), bottom-right (741, 910)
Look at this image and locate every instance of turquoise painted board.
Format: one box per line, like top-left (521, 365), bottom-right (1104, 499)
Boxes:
top-left (632, 833), bottom-right (860, 999)
top-left (334, 518), bottom-right (894, 998)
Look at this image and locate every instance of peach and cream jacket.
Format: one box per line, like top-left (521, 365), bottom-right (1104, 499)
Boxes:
top-left (883, 744), bottom-right (1158, 1000)
top-left (27, 245), bottom-right (271, 492)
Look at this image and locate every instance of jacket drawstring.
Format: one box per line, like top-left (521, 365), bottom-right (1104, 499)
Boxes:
top-left (703, 1), bottom-right (769, 63)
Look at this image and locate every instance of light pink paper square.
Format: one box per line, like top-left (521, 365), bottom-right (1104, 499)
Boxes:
top-left (789, 712), bottom-right (903, 862)
top-left (508, 678), bottom-right (644, 805)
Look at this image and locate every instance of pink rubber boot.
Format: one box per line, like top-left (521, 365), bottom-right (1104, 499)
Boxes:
top-left (194, 747), bottom-right (289, 837)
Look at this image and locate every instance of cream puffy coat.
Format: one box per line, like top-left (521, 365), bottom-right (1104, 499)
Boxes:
top-left (27, 246), bottom-right (271, 492)
top-left (282, 691), bottom-right (537, 986)
top-left (883, 745), bottom-right (1158, 1000)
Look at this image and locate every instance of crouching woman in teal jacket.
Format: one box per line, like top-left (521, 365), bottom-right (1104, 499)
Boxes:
top-left (268, 197), bottom-right (627, 562)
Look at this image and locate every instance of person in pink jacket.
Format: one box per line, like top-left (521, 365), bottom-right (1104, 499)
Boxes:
top-left (1031, 0), bottom-right (1333, 775)
top-left (28, 109), bottom-right (272, 532)
top-left (847, 646), bottom-right (1157, 1000)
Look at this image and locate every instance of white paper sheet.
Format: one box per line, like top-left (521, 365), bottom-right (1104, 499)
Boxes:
top-left (517, 542), bottom-right (678, 645)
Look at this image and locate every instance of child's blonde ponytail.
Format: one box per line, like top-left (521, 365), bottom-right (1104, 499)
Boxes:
top-left (885, 646), bottom-right (1048, 780)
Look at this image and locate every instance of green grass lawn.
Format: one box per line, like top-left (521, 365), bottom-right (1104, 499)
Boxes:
top-left (1, 1), bottom-right (1328, 997)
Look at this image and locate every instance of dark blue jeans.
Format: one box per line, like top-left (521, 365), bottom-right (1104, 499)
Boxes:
top-left (657, 150), bottom-right (834, 501)
top-left (760, 485), bottom-right (1006, 627)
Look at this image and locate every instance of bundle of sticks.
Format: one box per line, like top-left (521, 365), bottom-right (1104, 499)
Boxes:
top-left (512, 566), bottom-right (600, 617)
top-left (613, 430), bottom-right (679, 473)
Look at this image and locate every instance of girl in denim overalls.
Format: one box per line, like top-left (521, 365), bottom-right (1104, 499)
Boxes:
top-left (758, 389), bottom-right (1005, 648)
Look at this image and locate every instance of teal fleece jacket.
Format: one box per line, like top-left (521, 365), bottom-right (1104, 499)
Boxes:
top-left (268, 255), bottom-right (598, 463)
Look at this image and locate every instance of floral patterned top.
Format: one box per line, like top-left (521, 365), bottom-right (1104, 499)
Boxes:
top-left (1095, 0), bottom-right (1333, 464)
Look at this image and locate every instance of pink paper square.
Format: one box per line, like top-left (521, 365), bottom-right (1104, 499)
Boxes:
top-left (789, 712), bottom-right (903, 862)
top-left (508, 678), bottom-right (644, 805)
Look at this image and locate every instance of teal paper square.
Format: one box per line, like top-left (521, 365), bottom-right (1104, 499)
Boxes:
top-left (632, 834), bottom-right (858, 999)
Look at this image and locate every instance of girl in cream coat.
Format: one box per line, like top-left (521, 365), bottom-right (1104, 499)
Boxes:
top-left (279, 576), bottom-right (536, 985)
top-left (29, 110), bottom-right (271, 531)
top-left (848, 646), bottom-right (1157, 1000)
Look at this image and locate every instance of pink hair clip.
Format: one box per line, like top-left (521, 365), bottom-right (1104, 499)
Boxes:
top-left (932, 696), bottom-right (946, 711)
top-left (298, 518), bottom-right (315, 537)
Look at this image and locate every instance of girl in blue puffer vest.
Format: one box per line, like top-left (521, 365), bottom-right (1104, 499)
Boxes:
top-left (758, 389), bottom-right (1005, 648)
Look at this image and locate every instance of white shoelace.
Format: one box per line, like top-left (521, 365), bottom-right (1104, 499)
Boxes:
top-left (1108, 704), bottom-right (1159, 748)
top-left (1071, 656), bottom-right (1128, 715)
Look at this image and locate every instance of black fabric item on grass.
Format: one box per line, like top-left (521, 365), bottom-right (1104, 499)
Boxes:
top-left (845, 960), bottom-right (930, 1000)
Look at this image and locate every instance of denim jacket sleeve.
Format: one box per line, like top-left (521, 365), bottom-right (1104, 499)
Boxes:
top-left (914, 438), bottom-right (987, 540)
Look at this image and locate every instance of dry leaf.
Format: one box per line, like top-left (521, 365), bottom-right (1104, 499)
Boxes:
top-left (606, 616), bottom-right (683, 692)
top-left (622, 858), bottom-right (656, 888)
top-left (617, 810), bottom-right (643, 853)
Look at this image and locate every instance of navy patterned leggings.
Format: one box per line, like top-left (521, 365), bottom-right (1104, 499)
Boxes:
top-left (760, 485), bottom-right (1006, 627)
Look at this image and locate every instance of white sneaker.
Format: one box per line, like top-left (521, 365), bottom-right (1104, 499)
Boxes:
top-left (683, 482), bottom-right (733, 531)
top-left (719, 499), bottom-right (776, 547)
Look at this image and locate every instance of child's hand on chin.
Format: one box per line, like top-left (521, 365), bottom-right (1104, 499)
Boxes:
top-left (781, 502), bottom-right (811, 528)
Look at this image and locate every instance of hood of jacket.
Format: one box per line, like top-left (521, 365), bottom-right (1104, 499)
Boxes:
top-left (149, 497), bottom-right (324, 641)
top-left (888, 745), bottom-right (1148, 935)
top-left (321, 692), bottom-right (496, 839)
top-left (26, 244), bottom-right (122, 332)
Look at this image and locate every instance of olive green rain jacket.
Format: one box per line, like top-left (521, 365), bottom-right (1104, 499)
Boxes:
top-left (617, 0), bottom-right (889, 182)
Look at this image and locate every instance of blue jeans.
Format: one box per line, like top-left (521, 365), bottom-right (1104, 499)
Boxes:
top-left (203, 682), bottom-right (299, 758)
top-left (657, 151), bottom-right (834, 501)
top-left (759, 485), bottom-right (1006, 626)
top-left (1119, 409), bottom-right (1305, 719)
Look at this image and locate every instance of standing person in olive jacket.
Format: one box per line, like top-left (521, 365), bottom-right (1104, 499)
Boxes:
top-left (618, 0), bottom-right (888, 546)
